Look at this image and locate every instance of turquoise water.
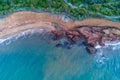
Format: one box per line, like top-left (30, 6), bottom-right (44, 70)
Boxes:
top-left (0, 33), bottom-right (120, 80)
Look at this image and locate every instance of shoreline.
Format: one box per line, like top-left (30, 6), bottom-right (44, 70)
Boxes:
top-left (0, 29), bottom-right (48, 45)
top-left (0, 11), bottom-right (120, 39)
top-left (0, 11), bottom-right (120, 53)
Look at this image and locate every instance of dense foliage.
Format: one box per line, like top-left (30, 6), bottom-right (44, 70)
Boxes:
top-left (0, 0), bottom-right (119, 21)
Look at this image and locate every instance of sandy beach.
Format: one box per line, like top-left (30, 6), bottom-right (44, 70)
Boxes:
top-left (0, 11), bottom-right (120, 39)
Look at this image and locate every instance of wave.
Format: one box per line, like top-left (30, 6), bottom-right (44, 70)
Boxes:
top-left (0, 29), bottom-right (48, 45)
top-left (95, 41), bottom-right (120, 64)
top-left (95, 41), bottom-right (120, 50)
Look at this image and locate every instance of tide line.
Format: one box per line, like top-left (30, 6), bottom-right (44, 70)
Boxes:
top-left (0, 29), bottom-right (46, 45)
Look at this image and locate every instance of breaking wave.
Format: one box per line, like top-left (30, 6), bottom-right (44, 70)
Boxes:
top-left (0, 29), bottom-right (48, 46)
top-left (95, 41), bottom-right (120, 64)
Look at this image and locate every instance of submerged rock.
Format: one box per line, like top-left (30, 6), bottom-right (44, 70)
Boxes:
top-left (86, 47), bottom-right (97, 54)
top-left (55, 38), bottom-right (72, 49)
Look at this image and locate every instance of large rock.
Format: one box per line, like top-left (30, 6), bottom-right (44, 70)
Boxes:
top-left (86, 47), bottom-right (97, 54)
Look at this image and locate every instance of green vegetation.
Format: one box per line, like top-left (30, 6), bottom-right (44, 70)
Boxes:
top-left (0, 0), bottom-right (120, 21)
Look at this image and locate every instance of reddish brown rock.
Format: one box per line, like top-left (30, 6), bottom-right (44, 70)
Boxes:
top-left (66, 31), bottom-right (73, 35)
top-left (72, 30), bottom-right (80, 36)
top-left (67, 34), bottom-right (74, 39)
top-left (53, 26), bottom-right (120, 54)
top-left (108, 33), bottom-right (118, 41)
top-left (52, 30), bottom-right (65, 40)
top-left (72, 35), bottom-right (80, 42)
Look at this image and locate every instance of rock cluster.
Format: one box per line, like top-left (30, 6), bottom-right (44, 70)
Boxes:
top-left (52, 26), bottom-right (120, 54)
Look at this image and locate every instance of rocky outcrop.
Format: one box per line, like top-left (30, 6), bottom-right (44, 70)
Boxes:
top-left (52, 26), bottom-right (120, 54)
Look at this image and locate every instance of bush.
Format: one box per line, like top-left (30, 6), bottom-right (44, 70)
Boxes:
top-left (3, 5), bottom-right (9, 10)
top-left (0, 5), bottom-right (3, 10)
top-left (91, 4), bottom-right (102, 11)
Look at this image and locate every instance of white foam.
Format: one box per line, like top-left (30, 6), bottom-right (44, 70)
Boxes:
top-left (95, 41), bottom-right (120, 64)
top-left (95, 41), bottom-right (120, 50)
top-left (0, 29), bottom-right (46, 45)
top-left (104, 41), bottom-right (120, 50)
top-left (105, 41), bottom-right (120, 46)
top-left (95, 45), bottom-right (102, 49)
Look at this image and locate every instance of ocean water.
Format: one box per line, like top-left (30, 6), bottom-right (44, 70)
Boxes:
top-left (0, 32), bottom-right (120, 80)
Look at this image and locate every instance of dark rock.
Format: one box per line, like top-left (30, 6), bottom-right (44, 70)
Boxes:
top-left (52, 30), bottom-right (65, 40)
top-left (66, 31), bottom-right (73, 35)
top-left (55, 43), bottom-right (62, 47)
top-left (99, 41), bottom-right (105, 46)
top-left (72, 30), bottom-right (80, 36)
top-left (72, 35), bottom-right (80, 42)
top-left (67, 34), bottom-right (74, 39)
top-left (87, 47), bottom-right (97, 54)
top-left (55, 39), bottom-right (72, 49)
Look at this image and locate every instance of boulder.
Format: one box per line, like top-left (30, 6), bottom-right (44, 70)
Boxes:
top-left (87, 47), bottom-right (97, 54)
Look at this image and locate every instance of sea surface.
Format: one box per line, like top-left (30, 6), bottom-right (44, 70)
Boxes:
top-left (0, 31), bottom-right (120, 80)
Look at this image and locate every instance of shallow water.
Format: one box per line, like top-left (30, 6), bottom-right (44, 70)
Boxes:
top-left (0, 33), bottom-right (120, 80)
